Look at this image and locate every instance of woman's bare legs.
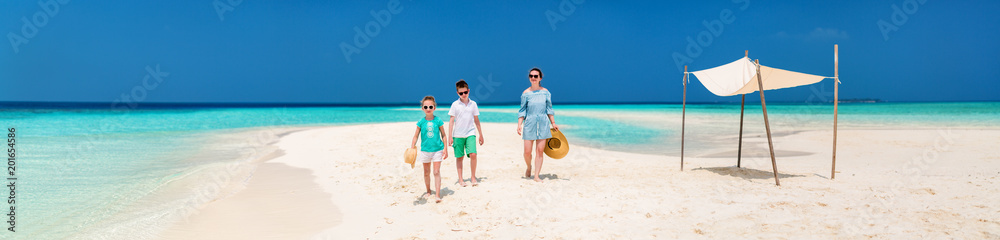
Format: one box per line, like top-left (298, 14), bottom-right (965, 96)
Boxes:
top-left (533, 139), bottom-right (546, 182)
top-left (523, 140), bottom-right (534, 178)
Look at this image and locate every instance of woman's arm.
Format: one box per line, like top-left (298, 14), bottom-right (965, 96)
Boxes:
top-left (547, 91), bottom-right (557, 130)
top-left (517, 93), bottom-right (527, 135)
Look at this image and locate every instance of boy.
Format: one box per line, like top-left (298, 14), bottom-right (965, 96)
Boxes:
top-left (411, 96), bottom-right (448, 203)
top-left (448, 80), bottom-right (485, 187)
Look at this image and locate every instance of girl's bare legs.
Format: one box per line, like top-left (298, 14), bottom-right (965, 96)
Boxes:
top-left (533, 139), bottom-right (546, 182)
top-left (433, 161), bottom-right (443, 202)
top-left (422, 162), bottom-right (432, 198)
top-left (523, 140), bottom-right (534, 178)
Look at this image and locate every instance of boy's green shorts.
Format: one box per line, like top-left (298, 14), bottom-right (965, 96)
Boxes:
top-left (452, 135), bottom-right (477, 158)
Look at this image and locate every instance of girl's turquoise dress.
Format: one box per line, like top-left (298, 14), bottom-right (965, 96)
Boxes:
top-left (518, 89), bottom-right (554, 140)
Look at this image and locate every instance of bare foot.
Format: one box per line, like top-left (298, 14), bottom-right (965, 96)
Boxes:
top-left (470, 177), bottom-right (479, 186)
top-left (533, 176), bottom-right (544, 183)
top-left (435, 195), bottom-right (442, 203)
top-left (420, 192), bottom-right (431, 199)
top-left (525, 168), bottom-right (532, 178)
top-left (458, 181), bottom-right (468, 187)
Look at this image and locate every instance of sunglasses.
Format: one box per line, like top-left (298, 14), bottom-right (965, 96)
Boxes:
top-left (458, 90), bottom-right (469, 95)
top-left (529, 74), bottom-right (541, 79)
top-left (422, 105), bottom-right (435, 110)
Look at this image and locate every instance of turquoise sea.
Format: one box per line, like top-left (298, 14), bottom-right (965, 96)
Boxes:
top-left (1, 102), bottom-right (998, 239)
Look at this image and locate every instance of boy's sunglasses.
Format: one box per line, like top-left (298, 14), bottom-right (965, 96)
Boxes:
top-left (458, 91), bottom-right (469, 95)
top-left (422, 105), bottom-right (435, 109)
top-left (529, 74), bottom-right (540, 79)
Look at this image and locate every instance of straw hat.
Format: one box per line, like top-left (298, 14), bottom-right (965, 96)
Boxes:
top-left (404, 147), bottom-right (417, 168)
top-left (544, 128), bottom-right (569, 159)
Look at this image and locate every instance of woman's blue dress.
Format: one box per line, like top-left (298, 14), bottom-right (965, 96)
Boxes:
top-left (518, 89), bottom-right (554, 140)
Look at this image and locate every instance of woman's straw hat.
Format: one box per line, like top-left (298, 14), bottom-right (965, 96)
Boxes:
top-left (544, 128), bottom-right (569, 159)
top-left (404, 147), bottom-right (417, 168)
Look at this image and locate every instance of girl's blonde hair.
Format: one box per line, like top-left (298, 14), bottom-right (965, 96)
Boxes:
top-left (421, 95), bottom-right (436, 107)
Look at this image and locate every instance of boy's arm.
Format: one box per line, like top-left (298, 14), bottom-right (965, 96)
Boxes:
top-left (439, 125), bottom-right (448, 159)
top-left (411, 126), bottom-right (420, 148)
top-left (448, 116), bottom-right (455, 146)
top-left (474, 115), bottom-right (484, 145)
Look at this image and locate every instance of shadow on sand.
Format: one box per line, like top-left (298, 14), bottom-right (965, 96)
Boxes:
top-left (412, 187), bottom-right (456, 205)
top-left (693, 166), bottom-right (805, 180)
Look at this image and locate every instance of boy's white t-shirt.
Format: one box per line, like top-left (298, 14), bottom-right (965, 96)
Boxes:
top-left (448, 99), bottom-right (480, 138)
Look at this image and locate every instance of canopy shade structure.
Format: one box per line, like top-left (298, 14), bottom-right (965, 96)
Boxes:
top-left (690, 57), bottom-right (830, 97)
top-left (680, 46), bottom-right (842, 186)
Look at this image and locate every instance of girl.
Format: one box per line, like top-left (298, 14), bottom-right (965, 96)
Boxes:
top-left (411, 96), bottom-right (449, 202)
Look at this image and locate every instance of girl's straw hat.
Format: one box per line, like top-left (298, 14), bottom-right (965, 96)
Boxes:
top-left (404, 147), bottom-right (417, 168)
top-left (544, 128), bottom-right (569, 159)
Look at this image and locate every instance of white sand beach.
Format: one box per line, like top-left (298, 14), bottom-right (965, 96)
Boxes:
top-left (159, 122), bottom-right (1000, 239)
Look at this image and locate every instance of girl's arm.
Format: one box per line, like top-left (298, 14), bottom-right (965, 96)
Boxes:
top-left (438, 125), bottom-right (448, 159)
top-left (411, 126), bottom-right (420, 148)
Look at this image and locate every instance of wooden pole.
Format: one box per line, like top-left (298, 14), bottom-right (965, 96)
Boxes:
top-left (738, 94), bottom-right (745, 168)
top-left (681, 66), bottom-right (687, 171)
top-left (832, 44), bottom-right (839, 179)
top-left (755, 59), bottom-right (780, 186)
top-left (738, 50), bottom-right (747, 168)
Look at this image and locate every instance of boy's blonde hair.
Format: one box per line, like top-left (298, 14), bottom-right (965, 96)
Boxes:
top-left (421, 95), bottom-right (436, 107)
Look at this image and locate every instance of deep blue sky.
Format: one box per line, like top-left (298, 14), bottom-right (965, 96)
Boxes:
top-left (2, 0), bottom-right (998, 104)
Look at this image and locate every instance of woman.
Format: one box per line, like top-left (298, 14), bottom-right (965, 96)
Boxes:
top-left (517, 67), bottom-right (558, 183)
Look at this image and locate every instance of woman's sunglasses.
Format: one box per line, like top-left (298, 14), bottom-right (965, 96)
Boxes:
top-left (422, 105), bottom-right (435, 109)
top-left (529, 74), bottom-right (541, 79)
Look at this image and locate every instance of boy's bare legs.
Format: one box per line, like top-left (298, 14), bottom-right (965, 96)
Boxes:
top-left (533, 140), bottom-right (546, 183)
top-left (433, 161), bottom-right (443, 203)
top-left (456, 156), bottom-right (467, 187)
top-left (422, 162), bottom-right (432, 198)
top-left (522, 140), bottom-right (533, 178)
top-left (468, 153), bottom-right (478, 186)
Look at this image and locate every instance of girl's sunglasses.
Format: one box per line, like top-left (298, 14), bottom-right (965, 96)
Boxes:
top-left (422, 105), bottom-right (435, 109)
top-left (529, 74), bottom-right (540, 79)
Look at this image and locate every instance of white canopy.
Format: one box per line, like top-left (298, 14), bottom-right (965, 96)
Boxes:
top-left (689, 57), bottom-right (830, 96)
